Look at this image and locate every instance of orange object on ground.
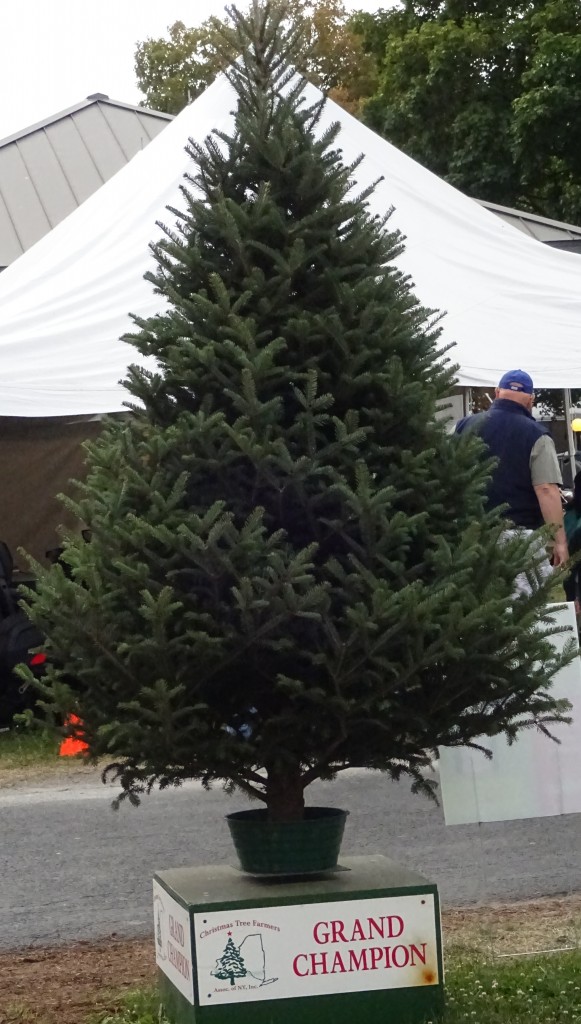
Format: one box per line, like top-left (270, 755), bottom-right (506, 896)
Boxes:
top-left (59, 714), bottom-right (89, 756)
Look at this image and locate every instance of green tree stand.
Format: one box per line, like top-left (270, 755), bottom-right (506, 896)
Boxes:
top-left (153, 855), bottom-right (445, 1024)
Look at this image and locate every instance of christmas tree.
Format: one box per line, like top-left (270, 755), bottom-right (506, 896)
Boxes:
top-left (22, 1), bottom-right (572, 823)
top-left (212, 936), bottom-right (247, 986)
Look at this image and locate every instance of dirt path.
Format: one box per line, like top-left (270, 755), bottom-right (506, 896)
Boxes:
top-left (0, 759), bottom-right (105, 790)
top-left (0, 937), bottom-right (156, 1024)
top-left (2, 897), bottom-right (581, 1024)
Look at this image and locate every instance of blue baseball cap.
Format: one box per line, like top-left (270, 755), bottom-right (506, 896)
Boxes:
top-left (498, 369), bottom-right (534, 394)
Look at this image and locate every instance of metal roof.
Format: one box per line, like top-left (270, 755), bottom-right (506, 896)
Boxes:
top-left (479, 199), bottom-right (581, 251)
top-left (0, 94), bottom-right (172, 267)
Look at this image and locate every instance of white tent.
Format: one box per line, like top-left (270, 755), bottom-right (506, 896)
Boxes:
top-left (1, 73), bottom-right (581, 418)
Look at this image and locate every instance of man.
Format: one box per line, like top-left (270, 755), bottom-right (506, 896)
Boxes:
top-left (564, 471), bottom-right (581, 607)
top-left (455, 369), bottom-right (568, 585)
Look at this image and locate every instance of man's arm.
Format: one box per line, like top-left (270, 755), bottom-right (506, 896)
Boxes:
top-left (533, 483), bottom-right (568, 565)
top-left (530, 434), bottom-right (568, 566)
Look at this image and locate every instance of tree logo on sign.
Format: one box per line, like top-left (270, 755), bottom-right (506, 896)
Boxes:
top-left (212, 935), bottom-right (248, 987)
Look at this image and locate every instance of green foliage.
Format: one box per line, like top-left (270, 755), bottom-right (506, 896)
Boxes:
top-left (135, 0), bottom-right (581, 222)
top-left (134, 20), bottom-right (224, 115)
top-left (535, 389), bottom-right (581, 421)
top-left (92, 950), bottom-right (581, 1022)
top-left (512, 0), bottom-right (581, 222)
top-left (0, 723), bottom-right (59, 770)
top-left (134, 0), bottom-right (376, 117)
top-left (355, 0), bottom-right (581, 223)
top-left (93, 989), bottom-right (169, 1024)
top-left (445, 949), bottom-right (581, 1022)
top-left (23, 1), bottom-right (574, 822)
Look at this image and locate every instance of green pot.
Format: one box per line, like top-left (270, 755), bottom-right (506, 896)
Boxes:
top-left (226, 806), bottom-right (348, 876)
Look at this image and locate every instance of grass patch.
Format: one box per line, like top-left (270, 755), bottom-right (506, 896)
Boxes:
top-left (91, 951), bottom-right (581, 1024)
top-left (444, 949), bottom-right (581, 1021)
top-left (91, 989), bottom-right (169, 1023)
top-left (0, 726), bottom-right (59, 770)
top-left (3, 1003), bottom-right (45, 1022)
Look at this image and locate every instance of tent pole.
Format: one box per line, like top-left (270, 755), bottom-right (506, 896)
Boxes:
top-left (564, 388), bottom-right (577, 485)
top-left (462, 387), bottom-right (472, 416)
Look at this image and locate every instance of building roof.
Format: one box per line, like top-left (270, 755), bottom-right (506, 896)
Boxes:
top-left (479, 199), bottom-right (581, 251)
top-left (0, 94), bottom-right (172, 267)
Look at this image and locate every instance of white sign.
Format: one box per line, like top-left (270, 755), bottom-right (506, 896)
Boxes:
top-left (193, 893), bottom-right (439, 1006)
top-left (153, 880), bottom-right (194, 1004)
top-left (438, 603), bottom-right (581, 825)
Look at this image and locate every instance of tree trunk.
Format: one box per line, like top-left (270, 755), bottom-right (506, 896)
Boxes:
top-left (265, 762), bottom-right (305, 822)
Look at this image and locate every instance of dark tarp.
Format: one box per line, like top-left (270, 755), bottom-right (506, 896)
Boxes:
top-left (0, 416), bottom-right (102, 566)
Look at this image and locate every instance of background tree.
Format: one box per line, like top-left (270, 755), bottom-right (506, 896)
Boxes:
top-left (354, 0), bottom-right (581, 223)
top-left (23, 1), bottom-right (572, 825)
top-left (134, 20), bottom-right (224, 115)
top-left (135, 0), bottom-right (377, 116)
top-left (511, 0), bottom-right (581, 223)
top-left (135, 1), bottom-right (581, 222)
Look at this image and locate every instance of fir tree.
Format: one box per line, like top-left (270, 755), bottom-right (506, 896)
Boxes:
top-left (213, 936), bottom-right (247, 986)
top-left (22, 1), bottom-right (573, 823)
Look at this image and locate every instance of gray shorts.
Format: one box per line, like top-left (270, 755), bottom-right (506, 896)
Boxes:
top-left (501, 528), bottom-right (552, 597)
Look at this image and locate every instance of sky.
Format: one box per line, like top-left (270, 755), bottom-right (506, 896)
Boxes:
top-left (0, 0), bottom-right (388, 140)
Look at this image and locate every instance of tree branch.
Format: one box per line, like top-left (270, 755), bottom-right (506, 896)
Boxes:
top-left (232, 774), bottom-right (267, 802)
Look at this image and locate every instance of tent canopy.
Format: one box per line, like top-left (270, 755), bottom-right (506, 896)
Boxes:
top-left (1, 73), bottom-right (581, 417)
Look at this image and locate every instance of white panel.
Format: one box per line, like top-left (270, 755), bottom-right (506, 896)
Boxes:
top-left (153, 880), bottom-right (195, 1004)
top-left (439, 603), bottom-right (581, 825)
top-left (436, 394), bottom-right (464, 430)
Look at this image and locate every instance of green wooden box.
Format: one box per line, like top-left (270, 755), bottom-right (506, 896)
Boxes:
top-left (153, 854), bottom-right (445, 1024)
